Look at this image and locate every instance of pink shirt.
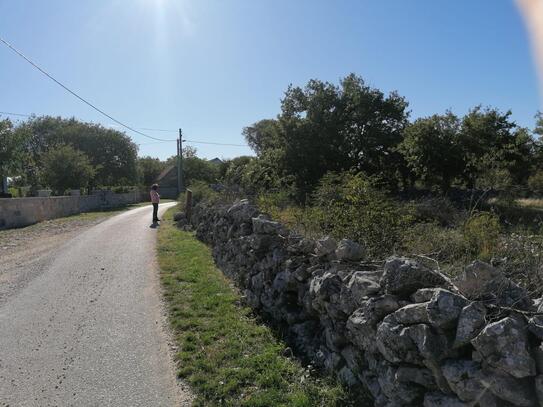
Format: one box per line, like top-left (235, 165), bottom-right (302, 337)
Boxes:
top-left (150, 190), bottom-right (160, 203)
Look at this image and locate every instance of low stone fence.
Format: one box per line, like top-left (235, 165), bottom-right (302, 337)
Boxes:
top-left (0, 190), bottom-right (142, 229)
top-left (188, 199), bottom-right (543, 406)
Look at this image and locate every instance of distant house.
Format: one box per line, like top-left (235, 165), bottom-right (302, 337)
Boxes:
top-left (208, 158), bottom-right (223, 165)
top-left (154, 165), bottom-right (179, 199)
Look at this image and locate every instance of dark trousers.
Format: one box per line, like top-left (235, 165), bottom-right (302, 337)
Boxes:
top-left (152, 203), bottom-right (159, 222)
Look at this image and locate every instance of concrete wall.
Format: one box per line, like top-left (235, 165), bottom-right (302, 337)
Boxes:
top-left (0, 191), bottom-right (142, 230)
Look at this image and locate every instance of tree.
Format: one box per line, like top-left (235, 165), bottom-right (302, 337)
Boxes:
top-left (459, 107), bottom-right (534, 187)
top-left (42, 145), bottom-right (96, 194)
top-left (137, 156), bottom-right (166, 186)
top-left (244, 74), bottom-right (409, 199)
top-left (535, 111), bottom-right (543, 138)
top-left (0, 118), bottom-right (25, 178)
top-left (399, 113), bottom-right (464, 191)
top-left (243, 120), bottom-right (282, 155)
top-left (183, 157), bottom-right (220, 185)
top-left (14, 116), bottom-right (138, 187)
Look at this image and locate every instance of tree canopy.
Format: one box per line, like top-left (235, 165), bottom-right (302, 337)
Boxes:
top-left (13, 116), bottom-right (138, 187)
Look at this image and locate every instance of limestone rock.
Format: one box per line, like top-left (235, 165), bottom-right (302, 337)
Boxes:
top-left (335, 238), bottom-right (364, 261)
top-left (315, 236), bottom-right (337, 257)
top-left (479, 369), bottom-right (536, 407)
top-left (454, 261), bottom-right (530, 309)
top-left (347, 295), bottom-right (400, 353)
top-left (396, 366), bottom-right (436, 389)
top-left (376, 316), bottom-right (446, 366)
top-left (423, 392), bottom-right (468, 407)
top-left (378, 364), bottom-right (425, 405)
top-left (226, 199), bottom-right (259, 223)
top-left (426, 289), bottom-right (469, 329)
top-left (454, 302), bottom-right (487, 348)
top-left (339, 271), bottom-right (381, 315)
top-left (528, 315), bottom-right (543, 340)
top-left (471, 316), bottom-right (536, 378)
top-left (412, 288), bottom-right (447, 303)
top-left (441, 360), bottom-right (485, 402)
top-left (376, 315), bottom-right (422, 365)
top-left (393, 303), bottom-right (430, 325)
top-left (287, 237), bottom-right (315, 255)
top-left (535, 375), bottom-right (543, 407)
top-left (380, 257), bottom-right (454, 298)
top-left (309, 272), bottom-right (342, 314)
top-left (252, 215), bottom-right (283, 235)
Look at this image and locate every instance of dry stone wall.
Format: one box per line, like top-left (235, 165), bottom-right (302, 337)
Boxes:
top-left (189, 199), bottom-right (543, 406)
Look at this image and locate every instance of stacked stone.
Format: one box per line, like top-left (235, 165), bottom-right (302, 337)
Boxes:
top-left (190, 199), bottom-right (543, 407)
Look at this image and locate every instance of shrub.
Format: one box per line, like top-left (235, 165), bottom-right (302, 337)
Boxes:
top-left (257, 190), bottom-right (293, 220)
top-left (311, 172), bottom-right (414, 256)
top-left (42, 145), bottom-right (96, 194)
top-left (463, 212), bottom-right (501, 260)
top-left (401, 223), bottom-right (471, 267)
top-left (183, 180), bottom-right (219, 206)
top-left (413, 197), bottom-right (463, 227)
top-left (528, 170), bottom-right (543, 196)
top-left (493, 232), bottom-right (543, 295)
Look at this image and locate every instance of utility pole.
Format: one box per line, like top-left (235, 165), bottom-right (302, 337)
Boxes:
top-left (177, 128), bottom-right (185, 194)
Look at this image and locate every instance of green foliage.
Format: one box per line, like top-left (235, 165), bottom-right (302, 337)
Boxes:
top-left (13, 116), bottom-right (138, 187)
top-left (185, 181), bottom-right (220, 206)
top-left (0, 118), bottom-right (25, 177)
top-left (244, 74), bottom-right (409, 198)
top-left (535, 111), bottom-right (543, 138)
top-left (528, 170), bottom-right (543, 196)
top-left (401, 223), bottom-right (471, 266)
top-left (222, 156), bottom-right (253, 187)
top-left (137, 156), bottom-right (166, 186)
top-left (460, 107), bottom-right (533, 187)
top-left (310, 172), bottom-right (413, 255)
top-left (399, 113), bottom-right (463, 191)
top-left (463, 212), bottom-right (501, 260)
top-left (412, 197), bottom-right (463, 227)
top-left (183, 157), bottom-right (221, 186)
top-left (41, 145), bottom-right (96, 194)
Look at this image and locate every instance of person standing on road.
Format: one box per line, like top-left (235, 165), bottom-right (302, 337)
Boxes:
top-left (150, 184), bottom-right (160, 223)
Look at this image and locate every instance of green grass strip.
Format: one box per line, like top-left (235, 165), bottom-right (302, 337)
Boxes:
top-left (157, 207), bottom-right (350, 406)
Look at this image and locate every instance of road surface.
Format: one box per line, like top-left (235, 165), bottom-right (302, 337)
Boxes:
top-left (0, 203), bottom-right (192, 406)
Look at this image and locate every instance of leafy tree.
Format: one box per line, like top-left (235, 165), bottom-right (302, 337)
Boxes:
top-left (221, 156), bottom-right (252, 186)
top-left (41, 145), bottom-right (96, 194)
top-left (14, 116), bottom-right (138, 187)
top-left (535, 111), bottom-right (543, 138)
top-left (0, 118), bottom-right (25, 178)
top-left (137, 156), bottom-right (166, 186)
top-left (399, 113), bottom-right (464, 191)
top-left (459, 107), bottom-right (532, 187)
top-left (183, 157), bottom-right (220, 185)
top-left (528, 170), bottom-right (543, 195)
top-left (244, 74), bottom-right (409, 199)
top-left (243, 119), bottom-right (282, 155)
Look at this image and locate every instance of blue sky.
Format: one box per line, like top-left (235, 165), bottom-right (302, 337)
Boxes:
top-left (0, 0), bottom-right (540, 160)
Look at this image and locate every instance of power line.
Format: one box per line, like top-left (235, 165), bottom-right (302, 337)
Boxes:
top-left (0, 36), bottom-right (176, 142)
top-left (185, 140), bottom-right (248, 147)
top-left (0, 111), bottom-right (30, 117)
top-left (0, 110), bottom-right (250, 147)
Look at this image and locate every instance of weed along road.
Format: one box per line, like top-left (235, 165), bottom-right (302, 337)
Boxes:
top-left (0, 202), bottom-right (192, 406)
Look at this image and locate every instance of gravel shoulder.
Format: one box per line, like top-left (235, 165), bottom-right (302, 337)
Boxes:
top-left (0, 209), bottom-right (136, 304)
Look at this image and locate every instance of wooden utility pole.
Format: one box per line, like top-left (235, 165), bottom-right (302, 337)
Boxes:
top-left (177, 129), bottom-right (185, 194)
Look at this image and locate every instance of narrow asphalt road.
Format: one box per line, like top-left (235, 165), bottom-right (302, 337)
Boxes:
top-left (0, 203), bottom-right (192, 406)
